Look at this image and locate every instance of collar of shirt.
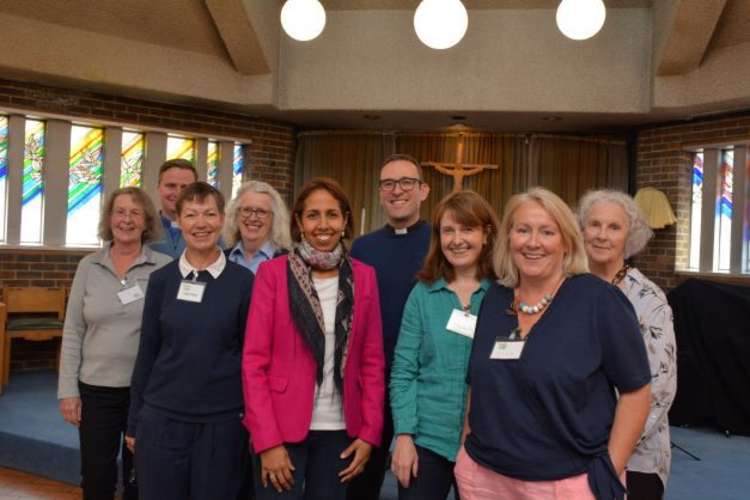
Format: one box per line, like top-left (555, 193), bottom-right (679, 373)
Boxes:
top-left (426, 277), bottom-right (491, 294)
top-left (160, 211), bottom-right (180, 230)
top-left (178, 249), bottom-right (226, 279)
top-left (385, 219), bottom-right (426, 236)
top-left (91, 241), bottom-right (157, 275)
top-left (229, 240), bottom-right (277, 261)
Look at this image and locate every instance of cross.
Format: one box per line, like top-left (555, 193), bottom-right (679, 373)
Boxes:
top-left (422, 133), bottom-right (499, 192)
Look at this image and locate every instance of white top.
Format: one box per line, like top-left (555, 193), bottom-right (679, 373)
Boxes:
top-left (178, 249), bottom-right (226, 278)
top-left (309, 276), bottom-right (346, 431)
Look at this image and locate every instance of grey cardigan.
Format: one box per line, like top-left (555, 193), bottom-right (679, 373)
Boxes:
top-left (58, 244), bottom-right (171, 399)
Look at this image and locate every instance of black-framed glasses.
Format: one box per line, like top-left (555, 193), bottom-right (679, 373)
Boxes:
top-left (239, 207), bottom-right (271, 220)
top-left (378, 177), bottom-right (421, 192)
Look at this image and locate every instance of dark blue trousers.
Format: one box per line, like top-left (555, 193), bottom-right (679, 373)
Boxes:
top-left (398, 445), bottom-right (460, 500)
top-left (134, 405), bottom-right (251, 500)
top-left (254, 430), bottom-right (351, 500)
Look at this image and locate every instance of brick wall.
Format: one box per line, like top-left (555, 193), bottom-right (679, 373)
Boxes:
top-left (0, 78), bottom-right (297, 202)
top-left (0, 78), bottom-right (297, 372)
top-left (634, 112), bottom-right (750, 291)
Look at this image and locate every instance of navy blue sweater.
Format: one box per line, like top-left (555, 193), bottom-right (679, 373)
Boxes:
top-left (350, 221), bottom-right (430, 370)
top-left (127, 260), bottom-right (253, 435)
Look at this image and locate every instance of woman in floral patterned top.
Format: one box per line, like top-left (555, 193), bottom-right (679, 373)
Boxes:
top-left (578, 190), bottom-right (677, 500)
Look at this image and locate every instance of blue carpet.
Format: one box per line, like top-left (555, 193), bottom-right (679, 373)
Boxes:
top-left (1, 371), bottom-right (748, 499)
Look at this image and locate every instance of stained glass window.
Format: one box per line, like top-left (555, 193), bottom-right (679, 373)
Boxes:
top-left (688, 151), bottom-right (703, 270)
top-left (121, 131), bottom-right (144, 187)
top-left (715, 149), bottom-right (733, 271)
top-left (232, 143), bottom-right (245, 198)
top-left (21, 119), bottom-right (45, 244)
top-left (167, 136), bottom-right (195, 163)
top-left (207, 141), bottom-right (219, 187)
top-left (67, 125), bottom-right (103, 246)
top-left (0, 116), bottom-right (8, 242)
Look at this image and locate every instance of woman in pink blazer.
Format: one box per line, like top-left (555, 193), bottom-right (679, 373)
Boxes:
top-left (242, 177), bottom-right (385, 500)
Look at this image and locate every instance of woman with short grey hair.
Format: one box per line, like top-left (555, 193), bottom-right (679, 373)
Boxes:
top-left (578, 189), bottom-right (677, 500)
top-left (224, 180), bottom-right (292, 274)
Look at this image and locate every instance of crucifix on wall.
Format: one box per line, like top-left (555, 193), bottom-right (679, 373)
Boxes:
top-left (422, 133), bottom-right (499, 192)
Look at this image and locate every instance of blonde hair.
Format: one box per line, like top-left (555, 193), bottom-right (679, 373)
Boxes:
top-left (494, 187), bottom-right (589, 288)
top-left (223, 181), bottom-right (292, 250)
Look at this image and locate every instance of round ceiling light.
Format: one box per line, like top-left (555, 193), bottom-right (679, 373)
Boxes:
top-left (555, 0), bottom-right (606, 41)
top-left (413, 0), bottom-right (469, 50)
top-left (280, 0), bottom-right (326, 42)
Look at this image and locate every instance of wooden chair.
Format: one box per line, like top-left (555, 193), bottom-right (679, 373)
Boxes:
top-left (1, 287), bottom-right (66, 390)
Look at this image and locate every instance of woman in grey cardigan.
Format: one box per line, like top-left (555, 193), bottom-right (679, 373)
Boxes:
top-left (58, 187), bottom-right (171, 500)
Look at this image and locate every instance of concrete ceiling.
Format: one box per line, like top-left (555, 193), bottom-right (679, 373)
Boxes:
top-left (0, 0), bottom-right (748, 132)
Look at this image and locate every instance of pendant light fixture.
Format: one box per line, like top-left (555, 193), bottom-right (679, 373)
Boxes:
top-left (555, 0), bottom-right (606, 41)
top-left (280, 0), bottom-right (327, 42)
top-left (413, 0), bottom-right (469, 50)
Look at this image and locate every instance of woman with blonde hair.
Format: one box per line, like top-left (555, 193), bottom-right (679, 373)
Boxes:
top-left (224, 180), bottom-right (292, 274)
top-left (578, 189), bottom-right (677, 500)
top-left (456, 187), bottom-right (651, 500)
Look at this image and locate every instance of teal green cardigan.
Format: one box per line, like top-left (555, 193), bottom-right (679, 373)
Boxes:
top-left (389, 278), bottom-right (490, 462)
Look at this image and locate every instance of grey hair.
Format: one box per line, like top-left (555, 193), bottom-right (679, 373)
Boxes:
top-left (577, 189), bottom-right (653, 259)
top-left (223, 180), bottom-right (292, 250)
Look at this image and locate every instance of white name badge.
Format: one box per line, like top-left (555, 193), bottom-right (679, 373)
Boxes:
top-left (490, 338), bottom-right (525, 360)
top-left (177, 280), bottom-right (206, 303)
top-left (117, 284), bottom-right (144, 305)
top-left (446, 309), bottom-right (477, 339)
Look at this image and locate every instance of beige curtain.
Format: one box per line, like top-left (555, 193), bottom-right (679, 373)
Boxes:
top-left (527, 135), bottom-right (628, 206)
top-left (295, 131), bottom-right (628, 233)
top-left (295, 132), bottom-right (394, 235)
top-left (395, 133), bottom-right (527, 221)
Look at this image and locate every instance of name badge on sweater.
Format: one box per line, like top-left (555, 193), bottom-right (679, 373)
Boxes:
top-left (490, 337), bottom-right (525, 360)
top-left (177, 280), bottom-right (206, 303)
top-left (117, 285), bottom-right (144, 305)
top-left (446, 309), bottom-right (477, 339)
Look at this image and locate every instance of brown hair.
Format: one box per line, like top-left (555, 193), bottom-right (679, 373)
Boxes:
top-left (98, 187), bottom-right (161, 243)
top-left (381, 153), bottom-right (424, 180)
top-left (418, 190), bottom-right (499, 284)
top-left (291, 177), bottom-right (354, 243)
top-left (158, 158), bottom-right (197, 184)
top-left (176, 181), bottom-right (225, 215)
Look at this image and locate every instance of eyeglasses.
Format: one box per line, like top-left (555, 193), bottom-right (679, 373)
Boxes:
top-left (239, 207), bottom-right (271, 220)
top-left (378, 177), bottom-right (421, 192)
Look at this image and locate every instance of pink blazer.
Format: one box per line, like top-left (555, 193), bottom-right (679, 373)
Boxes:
top-left (242, 255), bottom-right (385, 454)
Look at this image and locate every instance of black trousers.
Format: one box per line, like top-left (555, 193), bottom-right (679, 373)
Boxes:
top-left (398, 445), bottom-right (459, 500)
top-left (626, 471), bottom-right (664, 500)
top-left (254, 430), bottom-right (350, 500)
top-left (346, 396), bottom-right (394, 500)
top-left (134, 405), bottom-right (251, 500)
top-left (78, 382), bottom-right (137, 500)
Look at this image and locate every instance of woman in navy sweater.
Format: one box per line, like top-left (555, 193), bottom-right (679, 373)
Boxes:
top-left (126, 182), bottom-right (253, 500)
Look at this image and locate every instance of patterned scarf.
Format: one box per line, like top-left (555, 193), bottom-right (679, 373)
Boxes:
top-left (287, 241), bottom-right (354, 395)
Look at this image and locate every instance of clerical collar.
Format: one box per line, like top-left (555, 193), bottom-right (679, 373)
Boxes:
top-left (386, 220), bottom-right (425, 236)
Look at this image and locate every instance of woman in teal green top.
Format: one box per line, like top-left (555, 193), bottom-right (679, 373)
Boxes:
top-left (390, 190), bottom-right (499, 500)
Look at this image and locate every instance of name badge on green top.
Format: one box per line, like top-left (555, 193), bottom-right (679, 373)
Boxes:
top-left (446, 308), bottom-right (477, 339)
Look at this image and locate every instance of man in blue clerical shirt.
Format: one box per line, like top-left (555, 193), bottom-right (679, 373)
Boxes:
top-left (348, 154), bottom-right (431, 500)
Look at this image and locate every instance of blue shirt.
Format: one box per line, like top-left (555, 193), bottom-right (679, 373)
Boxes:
top-left (465, 274), bottom-right (650, 499)
top-left (148, 213), bottom-right (185, 259)
top-left (350, 221), bottom-right (431, 370)
top-left (390, 278), bottom-right (490, 461)
top-left (227, 240), bottom-right (277, 274)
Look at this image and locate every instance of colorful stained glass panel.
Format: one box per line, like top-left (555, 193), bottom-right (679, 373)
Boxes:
top-left (167, 136), bottom-right (195, 162)
top-left (688, 152), bottom-right (703, 270)
top-left (67, 125), bottom-right (103, 246)
top-left (0, 116), bottom-right (7, 242)
top-left (207, 141), bottom-right (219, 187)
top-left (121, 131), bottom-right (144, 187)
top-left (715, 149), bottom-right (733, 271)
top-left (232, 143), bottom-right (244, 198)
top-left (21, 119), bottom-right (45, 244)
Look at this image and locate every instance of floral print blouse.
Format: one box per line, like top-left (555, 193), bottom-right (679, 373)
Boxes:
top-left (620, 267), bottom-right (678, 488)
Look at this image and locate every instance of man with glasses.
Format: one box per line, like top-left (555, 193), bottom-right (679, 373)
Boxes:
top-left (348, 154), bottom-right (431, 500)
